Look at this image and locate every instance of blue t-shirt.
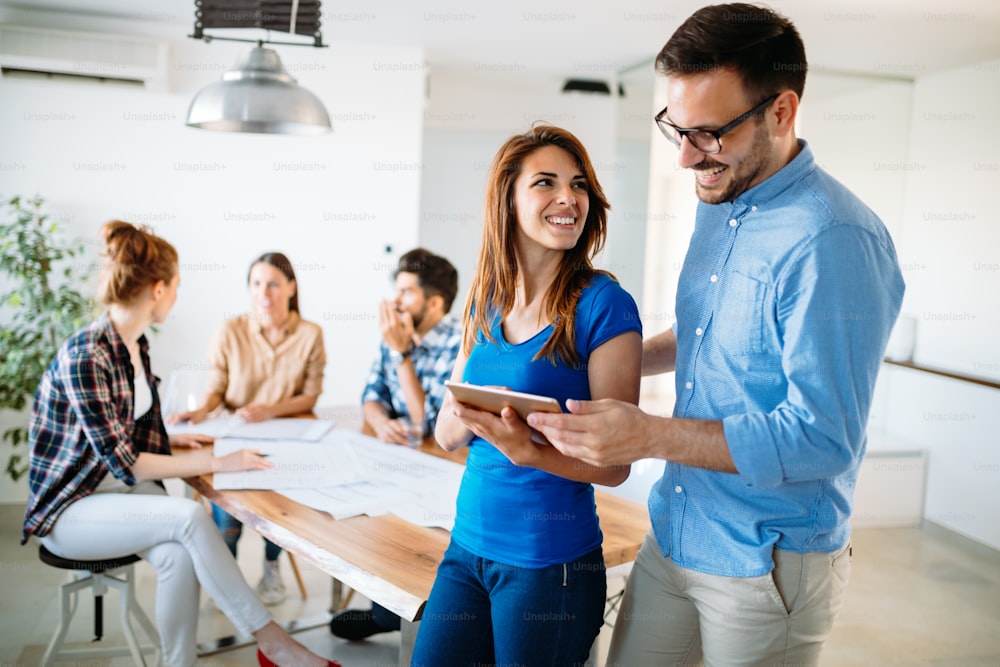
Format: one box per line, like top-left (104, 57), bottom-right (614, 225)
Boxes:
top-left (451, 274), bottom-right (641, 567)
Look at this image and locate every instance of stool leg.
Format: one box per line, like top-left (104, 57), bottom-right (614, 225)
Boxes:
top-left (39, 573), bottom-right (82, 667)
top-left (95, 592), bottom-right (104, 640)
top-left (90, 570), bottom-right (110, 641)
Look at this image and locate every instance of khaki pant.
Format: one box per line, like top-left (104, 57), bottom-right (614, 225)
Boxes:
top-left (606, 531), bottom-right (852, 667)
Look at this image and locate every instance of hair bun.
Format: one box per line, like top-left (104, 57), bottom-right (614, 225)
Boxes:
top-left (97, 220), bottom-right (178, 306)
top-left (102, 219), bottom-right (138, 242)
top-left (102, 219), bottom-right (146, 260)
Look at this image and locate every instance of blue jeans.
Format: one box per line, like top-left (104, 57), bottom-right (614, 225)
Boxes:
top-left (411, 541), bottom-right (606, 667)
top-left (212, 503), bottom-right (282, 562)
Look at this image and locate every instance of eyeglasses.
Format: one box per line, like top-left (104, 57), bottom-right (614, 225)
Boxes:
top-left (654, 94), bottom-right (779, 154)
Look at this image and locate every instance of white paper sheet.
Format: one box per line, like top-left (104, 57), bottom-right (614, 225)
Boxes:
top-left (226, 418), bottom-right (334, 441)
top-left (281, 482), bottom-right (410, 521)
top-left (277, 431), bottom-right (465, 528)
top-left (382, 476), bottom-right (463, 530)
top-left (165, 414), bottom-right (241, 439)
top-left (212, 438), bottom-right (360, 490)
top-left (167, 416), bottom-right (335, 441)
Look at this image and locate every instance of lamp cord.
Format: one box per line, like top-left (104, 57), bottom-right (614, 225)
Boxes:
top-left (289, 0), bottom-right (300, 36)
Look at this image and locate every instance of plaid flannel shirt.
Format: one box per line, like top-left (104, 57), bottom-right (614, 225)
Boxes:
top-left (361, 314), bottom-right (463, 436)
top-left (21, 314), bottom-right (170, 544)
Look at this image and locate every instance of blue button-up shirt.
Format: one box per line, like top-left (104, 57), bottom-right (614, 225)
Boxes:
top-left (649, 141), bottom-right (904, 577)
top-left (361, 314), bottom-right (463, 436)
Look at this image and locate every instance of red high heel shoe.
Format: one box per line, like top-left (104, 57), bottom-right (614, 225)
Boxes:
top-left (257, 647), bottom-right (342, 667)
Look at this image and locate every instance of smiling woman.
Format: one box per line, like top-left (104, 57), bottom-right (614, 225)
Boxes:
top-left (413, 124), bottom-right (643, 665)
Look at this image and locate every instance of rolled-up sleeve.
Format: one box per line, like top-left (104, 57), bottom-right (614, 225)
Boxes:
top-left (724, 225), bottom-right (904, 488)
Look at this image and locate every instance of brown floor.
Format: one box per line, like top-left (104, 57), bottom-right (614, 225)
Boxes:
top-left (3, 501), bottom-right (999, 666)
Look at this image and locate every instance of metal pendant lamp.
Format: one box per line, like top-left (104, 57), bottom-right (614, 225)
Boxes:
top-left (184, 0), bottom-right (331, 135)
top-left (185, 45), bottom-right (330, 135)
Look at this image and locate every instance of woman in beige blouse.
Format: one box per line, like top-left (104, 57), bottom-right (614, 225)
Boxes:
top-left (170, 251), bottom-right (326, 605)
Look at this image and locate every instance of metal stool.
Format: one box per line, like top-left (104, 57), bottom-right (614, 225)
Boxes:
top-left (38, 545), bottom-right (160, 666)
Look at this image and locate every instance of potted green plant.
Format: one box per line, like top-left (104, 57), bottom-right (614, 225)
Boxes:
top-left (0, 195), bottom-right (95, 481)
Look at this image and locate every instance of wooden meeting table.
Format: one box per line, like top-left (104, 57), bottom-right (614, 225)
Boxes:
top-left (183, 422), bottom-right (650, 664)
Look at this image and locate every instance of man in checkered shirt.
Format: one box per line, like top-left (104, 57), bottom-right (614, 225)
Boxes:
top-left (359, 247), bottom-right (462, 445)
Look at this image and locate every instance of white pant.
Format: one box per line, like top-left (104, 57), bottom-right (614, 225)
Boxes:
top-left (40, 481), bottom-right (271, 667)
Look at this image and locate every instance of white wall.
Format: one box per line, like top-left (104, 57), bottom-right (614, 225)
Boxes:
top-left (610, 64), bottom-right (658, 312)
top-left (0, 12), bottom-right (426, 502)
top-left (873, 59), bottom-right (1000, 550)
top-left (876, 364), bottom-right (999, 549)
top-left (418, 124), bottom-right (504, 305)
top-left (640, 74), bottom-right (697, 399)
top-left (798, 72), bottom-right (913, 243)
top-left (899, 59), bottom-right (1000, 380)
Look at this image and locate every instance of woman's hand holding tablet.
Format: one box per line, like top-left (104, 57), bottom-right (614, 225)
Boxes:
top-left (444, 381), bottom-right (562, 420)
top-left (444, 381), bottom-right (562, 445)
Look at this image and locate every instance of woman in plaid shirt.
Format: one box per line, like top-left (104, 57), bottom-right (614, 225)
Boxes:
top-left (21, 221), bottom-right (337, 667)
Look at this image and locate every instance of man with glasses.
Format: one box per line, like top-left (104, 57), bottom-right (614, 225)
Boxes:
top-left (528, 4), bottom-right (904, 665)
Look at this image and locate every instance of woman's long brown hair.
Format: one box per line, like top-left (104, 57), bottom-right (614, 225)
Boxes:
top-left (463, 124), bottom-right (611, 366)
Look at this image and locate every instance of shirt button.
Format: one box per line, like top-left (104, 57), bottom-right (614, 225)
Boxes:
top-left (674, 485), bottom-right (683, 493)
top-left (695, 327), bottom-right (703, 336)
top-left (710, 274), bottom-right (718, 283)
top-left (729, 218), bottom-right (738, 227)
top-left (685, 381), bottom-right (693, 389)
top-left (751, 205), bottom-right (758, 212)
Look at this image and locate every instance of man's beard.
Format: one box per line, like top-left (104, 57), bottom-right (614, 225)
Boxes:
top-left (408, 303), bottom-right (427, 329)
top-left (693, 122), bottom-right (771, 204)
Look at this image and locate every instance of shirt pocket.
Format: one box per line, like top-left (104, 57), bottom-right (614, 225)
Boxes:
top-left (713, 271), bottom-right (766, 356)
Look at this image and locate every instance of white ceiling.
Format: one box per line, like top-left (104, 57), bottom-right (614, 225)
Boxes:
top-left (2, 0), bottom-right (1000, 81)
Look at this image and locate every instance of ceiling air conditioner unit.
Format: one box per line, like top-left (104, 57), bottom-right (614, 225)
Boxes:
top-left (0, 24), bottom-right (168, 89)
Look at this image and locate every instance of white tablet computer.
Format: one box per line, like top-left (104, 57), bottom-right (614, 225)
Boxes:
top-left (444, 381), bottom-right (562, 420)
